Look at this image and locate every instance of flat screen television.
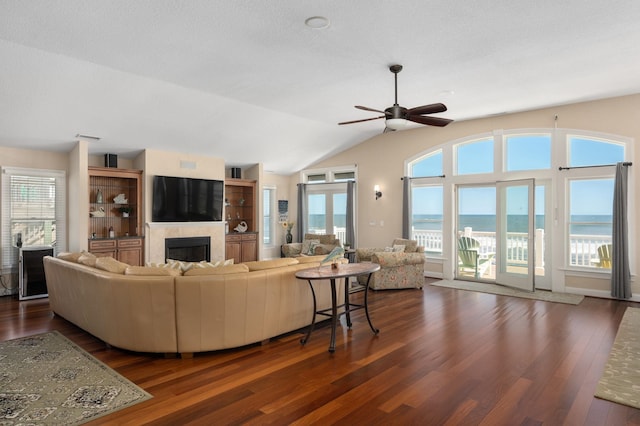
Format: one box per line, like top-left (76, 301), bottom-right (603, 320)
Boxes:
top-left (152, 175), bottom-right (224, 222)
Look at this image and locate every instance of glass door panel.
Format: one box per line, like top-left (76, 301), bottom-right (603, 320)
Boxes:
top-left (496, 179), bottom-right (534, 291)
top-left (456, 186), bottom-right (496, 281)
top-left (307, 190), bottom-right (347, 243)
top-left (332, 193), bottom-right (347, 244)
top-left (308, 193), bottom-right (326, 234)
top-left (533, 182), bottom-right (551, 289)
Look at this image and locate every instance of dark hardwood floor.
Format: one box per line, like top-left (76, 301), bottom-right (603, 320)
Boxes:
top-left (2, 279), bottom-right (640, 425)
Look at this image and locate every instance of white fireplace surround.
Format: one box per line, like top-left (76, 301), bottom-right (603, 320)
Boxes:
top-left (145, 222), bottom-right (225, 264)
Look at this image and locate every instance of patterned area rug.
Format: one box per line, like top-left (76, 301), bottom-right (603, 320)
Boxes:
top-left (431, 280), bottom-right (584, 305)
top-left (595, 307), bottom-right (640, 408)
top-left (0, 331), bottom-right (152, 425)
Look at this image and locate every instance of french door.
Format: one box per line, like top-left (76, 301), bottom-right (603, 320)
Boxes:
top-left (495, 179), bottom-right (534, 291)
top-left (456, 179), bottom-right (535, 291)
top-left (306, 188), bottom-right (347, 243)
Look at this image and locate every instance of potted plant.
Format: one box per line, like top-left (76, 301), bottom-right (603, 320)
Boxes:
top-left (118, 206), bottom-right (133, 217)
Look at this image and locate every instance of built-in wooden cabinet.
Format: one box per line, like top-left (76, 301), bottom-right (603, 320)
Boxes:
top-left (224, 178), bottom-right (256, 233)
top-left (225, 232), bottom-right (257, 264)
top-left (88, 237), bottom-right (143, 266)
top-left (225, 178), bottom-right (257, 262)
top-left (88, 167), bottom-right (144, 266)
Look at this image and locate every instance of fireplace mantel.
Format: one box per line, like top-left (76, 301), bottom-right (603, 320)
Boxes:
top-left (145, 222), bottom-right (225, 264)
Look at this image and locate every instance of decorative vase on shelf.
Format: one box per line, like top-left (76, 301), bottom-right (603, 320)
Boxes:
top-left (286, 230), bottom-right (293, 244)
top-left (96, 189), bottom-right (103, 204)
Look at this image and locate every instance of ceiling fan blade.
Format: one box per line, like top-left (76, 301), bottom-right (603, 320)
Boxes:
top-left (407, 115), bottom-right (453, 127)
top-left (407, 103), bottom-right (448, 115)
top-left (338, 115), bottom-right (385, 125)
top-left (355, 105), bottom-right (388, 114)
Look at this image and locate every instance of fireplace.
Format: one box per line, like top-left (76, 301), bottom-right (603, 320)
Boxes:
top-left (165, 236), bottom-right (211, 262)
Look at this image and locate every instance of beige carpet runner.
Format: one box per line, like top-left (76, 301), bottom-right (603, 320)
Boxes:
top-left (595, 307), bottom-right (640, 409)
top-left (0, 331), bottom-right (152, 424)
top-left (430, 279), bottom-right (584, 305)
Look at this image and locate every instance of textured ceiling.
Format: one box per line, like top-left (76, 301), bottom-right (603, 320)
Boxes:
top-left (0, 0), bottom-right (639, 174)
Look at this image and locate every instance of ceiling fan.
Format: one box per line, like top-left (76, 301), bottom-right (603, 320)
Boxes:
top-left (339, 64), bottom-right (453, 131)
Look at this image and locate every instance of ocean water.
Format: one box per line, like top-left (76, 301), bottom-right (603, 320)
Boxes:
top-left (413, 214), bottom-right (612, 236)
top-left (309, 214), bottom-right (612, 236)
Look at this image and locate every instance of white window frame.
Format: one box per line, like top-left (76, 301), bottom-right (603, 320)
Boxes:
top-left (262, 186), bottom-right (276, 247)
top-left (300, 164), bottom-right (357, 184)
top-left (1, 167), bottom-right (67, 270)
top-left (406, 128), bottom-right (634, 287)
top-left (300, 165), bottom-right (357, 245)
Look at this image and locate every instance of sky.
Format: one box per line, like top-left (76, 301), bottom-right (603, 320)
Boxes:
top-left (304, 135), bottom-right (623, 221)
top-left (411, 135), bottom-right (623, 217)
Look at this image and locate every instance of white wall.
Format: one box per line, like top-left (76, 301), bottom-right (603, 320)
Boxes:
top-left (303, 94), bottom-right (640, 298)
top-left (262, 171), bottom-right (294, 259)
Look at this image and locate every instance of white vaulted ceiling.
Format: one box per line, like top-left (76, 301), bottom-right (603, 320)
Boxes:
top-left (0, 1), bottom-right (639, 174)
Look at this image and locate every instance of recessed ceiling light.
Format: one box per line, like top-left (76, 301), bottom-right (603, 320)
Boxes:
top-left (305, 16), bottom-right (330, 30)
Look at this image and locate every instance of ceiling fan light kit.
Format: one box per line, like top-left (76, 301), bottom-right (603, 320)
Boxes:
top-left (385, 118), bottom-right (411, 130)
top-left (339, 64), bottom-right (453, 131)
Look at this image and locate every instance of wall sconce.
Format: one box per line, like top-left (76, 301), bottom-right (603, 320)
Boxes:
top-left (374, 185), bottom-right (382, 200)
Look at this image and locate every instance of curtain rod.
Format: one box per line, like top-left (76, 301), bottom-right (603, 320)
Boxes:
top-left (558, 162), bottom-right (632, 171)
top-left (301, 180), bottom-right (355, 185)
top-left (400, 175), bottom-right (445, 180)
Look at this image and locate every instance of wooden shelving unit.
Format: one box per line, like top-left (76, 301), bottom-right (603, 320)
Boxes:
top-left (224, 178), bottom-right (256, 232)
top-left (88, 167), bottom-right (144, 265)
top-left (224, 178), bottom-right (257, 262)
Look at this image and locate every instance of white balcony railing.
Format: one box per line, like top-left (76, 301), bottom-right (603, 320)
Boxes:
top-left (308, 227), bottom-right (347, 244)
top-left (309, 226), bottom-right (611, 269)
top-left (414, 227), bottom-right (612, 269)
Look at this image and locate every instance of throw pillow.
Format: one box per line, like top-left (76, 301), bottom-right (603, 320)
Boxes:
top-left (95, 256), bottom-right (129, 274)
top-left (301, 239), bottom-right (320, 256)
top-left (193, 260), bottom-right (224, 269)
top-left (163, 258), bottom-right (235, 272)
top-left (145, 261), bottom-right (182, 272)
top-left (57, 251), bottom-right (83, 263)
top-left (77, 252), bottom-right (98, 267)
top-left (166, 258), bottom-right (191, 272)
top-left (392, 244), bottom-right (406, 252)
top-left (183, 259), bottom-right (235, 270)
top-left (313, 244), bottom-right (334, 255)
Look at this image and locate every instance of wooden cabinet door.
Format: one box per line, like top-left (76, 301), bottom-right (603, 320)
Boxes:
top-left (118, 248), bottom-right (141, 266)
top-left (93, 250), bottom-right (117, 259)
top-left (241, 238), bottom-right (257, 262)
top-left (226, 241), bottom-right (241, 264)
top-left (117, 238), bottom-right (143, 266)
top-left (241, 233), bottom-right (257, 262)
top-left (226, 234), bottom-right (242, 263)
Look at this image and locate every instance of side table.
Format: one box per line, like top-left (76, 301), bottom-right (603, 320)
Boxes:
top-left (295, 262), bottom-right (381, 352)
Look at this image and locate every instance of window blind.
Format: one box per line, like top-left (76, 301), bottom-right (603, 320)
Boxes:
top-left (1, 167), bottom-right (66, 270)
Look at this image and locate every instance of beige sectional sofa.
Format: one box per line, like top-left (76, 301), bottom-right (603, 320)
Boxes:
top-left (43, 254), bottom-right (345, 357)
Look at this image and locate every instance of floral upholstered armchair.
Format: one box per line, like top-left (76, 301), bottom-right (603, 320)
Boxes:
top-left (282, 233), bottom-right (342, 258)
top-left (355, 238), bottom-right (425, 290)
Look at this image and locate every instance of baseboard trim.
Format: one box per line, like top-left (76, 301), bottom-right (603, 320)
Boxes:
top-left (565, 286), bottom-right (640, 302)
